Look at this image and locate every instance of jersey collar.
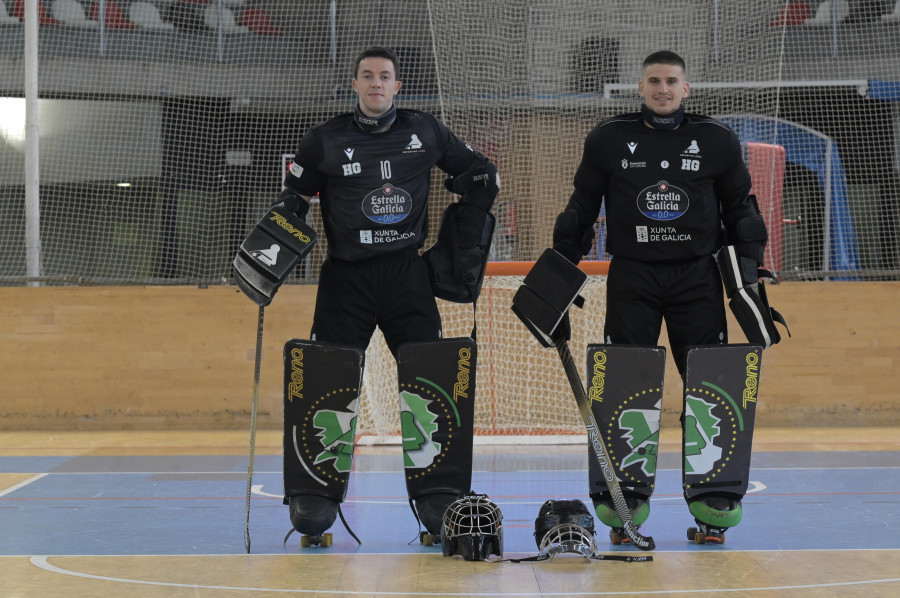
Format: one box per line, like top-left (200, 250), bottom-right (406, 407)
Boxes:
top-left (641, 104), bottom-right (684, 130)
top-left (353, 104), bottom-right (397, 133)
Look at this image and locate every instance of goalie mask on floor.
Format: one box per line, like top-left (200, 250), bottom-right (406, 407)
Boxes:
top-left (441, 492), bottom-right (503, 561)
top-left (534, 499), bottom-right (598, 561)
top-left (538, 523), bottom-right (599, 561)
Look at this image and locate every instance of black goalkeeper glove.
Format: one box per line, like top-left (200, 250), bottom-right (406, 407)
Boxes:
top-left (444, 163), bottom-right (499, 211)
top-left (273, 188), bottom-right (310, 219)
top-left (552, 210), bottom-right (595, 265)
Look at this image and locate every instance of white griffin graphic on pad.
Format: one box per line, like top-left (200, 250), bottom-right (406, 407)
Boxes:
top-left (250, 244), bottom-right (280, 266)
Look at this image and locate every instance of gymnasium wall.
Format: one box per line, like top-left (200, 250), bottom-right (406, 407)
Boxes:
top-left (0, 281), bottom-right (897, 431)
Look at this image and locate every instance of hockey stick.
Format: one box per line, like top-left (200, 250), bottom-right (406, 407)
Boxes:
top-left (554, 338), bottom-right (655, 551)
top-left (243, 304), bottom-right (265, 554)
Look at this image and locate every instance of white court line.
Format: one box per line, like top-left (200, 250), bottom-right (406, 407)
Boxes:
top-left (251, 484), bottom-right (282, 498)
top-left (0, 473), bottom-right (48, 498)
top-left (12, 465), bottom-right (900, 476)
top-left (249, 482), bottom-right (769, 502)
top-left (23, 466), bottom-right (900, 479)
top-left (0, 477), bottom-right (766, 503)
top-left (27, 555), bottom-right (900, 596)
top-left (7, 547), bottom-right (899, 559)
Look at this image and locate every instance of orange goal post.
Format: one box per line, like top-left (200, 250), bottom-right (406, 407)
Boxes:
top-left (356, 260), bottom-right (609, 444)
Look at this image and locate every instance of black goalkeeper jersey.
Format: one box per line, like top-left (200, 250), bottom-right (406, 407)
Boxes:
top-left (283, 108), bottom-right (487, 262)
top-left (567, 112), bottom-right (754, 262)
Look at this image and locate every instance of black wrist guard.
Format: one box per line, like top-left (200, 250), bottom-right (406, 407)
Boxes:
top-left (552, 209), bottom-right (595, 265)
top-left (444, 163), bottom-right (499, 211)
top-left (274, 188), bottom-right (310, 219)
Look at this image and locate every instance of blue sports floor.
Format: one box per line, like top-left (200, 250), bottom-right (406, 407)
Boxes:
top-left (2, 440), bottom-right (899, 557)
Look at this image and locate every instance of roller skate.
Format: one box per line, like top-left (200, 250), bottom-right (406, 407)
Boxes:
top-left (593, 495), bottom-right (650, 545)
top-left (414, 492), bottom-right (457, 546)
top-left (686, 495), bottom-right (742, 545)
top-left (288, 494), bottom-right (338, 547)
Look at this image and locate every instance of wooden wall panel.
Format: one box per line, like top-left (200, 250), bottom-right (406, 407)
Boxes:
top-left (0, 282), bottom-right (897, 430)
top-left (0, 285), bottom-right (316, 430)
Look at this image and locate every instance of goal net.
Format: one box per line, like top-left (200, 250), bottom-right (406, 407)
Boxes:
top-left (356, 262), bottom-right (609, 442)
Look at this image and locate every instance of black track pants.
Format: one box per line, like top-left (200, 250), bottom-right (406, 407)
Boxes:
top-left (603, 255), bottom-right (727, 376)
top-left (310, 250), bottom-right (442, 358)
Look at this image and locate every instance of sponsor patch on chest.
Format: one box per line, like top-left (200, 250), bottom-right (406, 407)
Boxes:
top-left (362, 184), bottom-right (413, 224)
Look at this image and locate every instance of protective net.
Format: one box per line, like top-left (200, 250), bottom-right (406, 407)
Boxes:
top-left (3, 1), bottom-right (899, 438)
top-left (3, 0), bottom-right (898, 284)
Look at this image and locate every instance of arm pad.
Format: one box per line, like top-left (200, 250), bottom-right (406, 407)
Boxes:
top-left (728, 281), bottom-right (790, 348)
top-left (444, 163), bottom-right (500, 211)
top-left (718, 245), bottom-right (764, 295)
top-left (423, 203), bottom-right (496, 303)
top-left (724, 195), bottom-right (768, 268)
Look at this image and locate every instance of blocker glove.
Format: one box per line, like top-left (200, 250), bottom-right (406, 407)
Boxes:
top-left (511, 249), bottom-right (586, 348)
top-left (716, 245), bottom-right (790, 348)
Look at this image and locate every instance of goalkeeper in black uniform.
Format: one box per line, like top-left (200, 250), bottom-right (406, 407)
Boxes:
top-left (551, 51), bottom-right (769, 540)
top-left (277, 46), bottom-right (498, 540)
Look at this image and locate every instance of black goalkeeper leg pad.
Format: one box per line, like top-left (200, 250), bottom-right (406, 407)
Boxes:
top-left (282, 339), bottom-right (364, 541)
top-left (398, 338), bottom-right (477, 541)
top-left (682, 345), bottom-right (761, 544)
top-left (586, 345), bottom-right (666, 505)
top-left (584, 344), bottom-right (666, 544)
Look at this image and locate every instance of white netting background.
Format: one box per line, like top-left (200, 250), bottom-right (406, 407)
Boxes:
top-left (356, 273), bottom-right (607, 441)
top-left (2, 0), bottom-right (899, 284)
top-left (2, 1), bottom-right (900, 439)
top-left (424, 0), bottom-right (900, 279)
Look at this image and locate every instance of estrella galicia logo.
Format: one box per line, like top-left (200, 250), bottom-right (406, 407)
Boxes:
top-left (362, 184), bottom-right (412, 224)
top-left (637, 180), bottom-right (689, 221)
